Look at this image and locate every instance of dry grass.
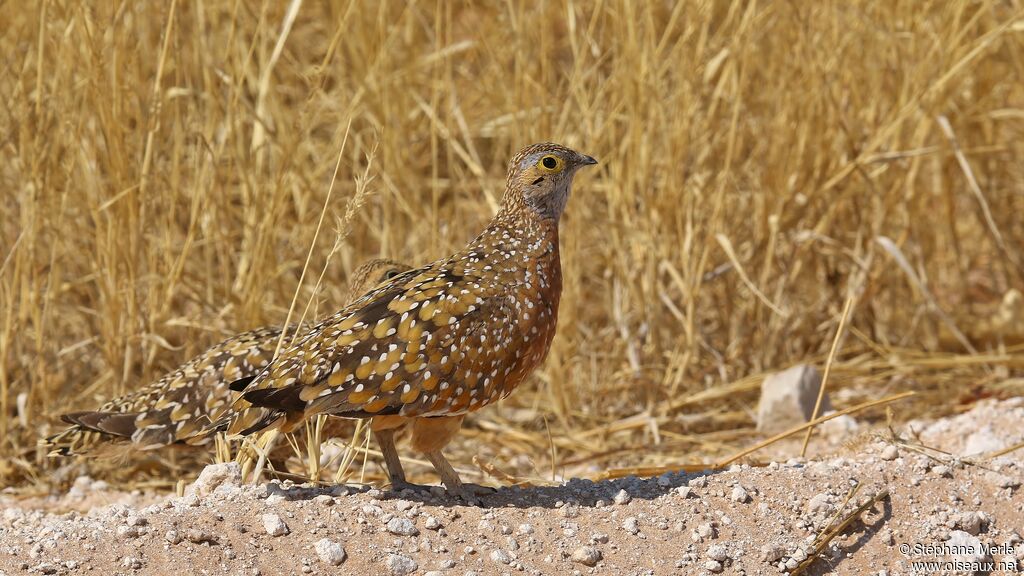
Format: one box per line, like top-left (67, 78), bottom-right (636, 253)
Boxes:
top-left (2, 1), bottom-right (1023, 488)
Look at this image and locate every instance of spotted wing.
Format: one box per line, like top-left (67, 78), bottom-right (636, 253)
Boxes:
top-left (44, 325), bottom-right (291, 455)
top-left (221, 264), bottom-right (538, 436)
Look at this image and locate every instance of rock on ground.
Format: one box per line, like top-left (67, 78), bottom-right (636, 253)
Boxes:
top-left (757, 364), bottom-right (830, 434)
top-left (314, 539), bottom-right (346, 566)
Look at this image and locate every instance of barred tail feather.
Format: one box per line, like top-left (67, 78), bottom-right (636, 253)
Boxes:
top-left (226, 406), bottom-right (289, 437)
top-left (41, 426), bottom-right (98, 457)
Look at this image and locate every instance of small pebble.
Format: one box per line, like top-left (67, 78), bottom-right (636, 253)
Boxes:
top-left (490, 549), bottom-right (513, 564)
top-left (706, 544), bottom-right (728, 562)
top-left (262, 513), bottom-right (289, 536)
top-left (760, 544), bottom-right (784, 563)
top-left (387, 517), bottom-right (420, 536)
top-left (387, 553), bottom-right (418, 575)
top-left (880, 445), bottom-right (899, 461)
top-left (186, 528), bottom-right (215, 544)
top-left (613, 489), bottom-right (632, 505)
top-left (315, 539), bottom-right (346, 566)
top-left (571, 546), bottom-right (602, 567)
top-left (731, 485), bottom-right (750, 503)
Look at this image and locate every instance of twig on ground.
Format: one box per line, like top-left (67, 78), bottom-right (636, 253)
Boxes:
top-left (790, 485), bottom-right (891, 576)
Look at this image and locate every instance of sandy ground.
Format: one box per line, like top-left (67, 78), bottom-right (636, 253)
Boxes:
top-left (2, 398), bottom-right (1023, 576)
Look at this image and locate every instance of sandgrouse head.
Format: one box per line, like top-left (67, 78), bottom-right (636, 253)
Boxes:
top-left (343, 258), bottom-right (411, 303)
top-left (504, 142), bottom-right (598, 221)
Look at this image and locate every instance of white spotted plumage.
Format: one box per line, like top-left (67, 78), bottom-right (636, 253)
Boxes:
top-left (195, 143), bottom-right (597, 499)
top-left (44, 259), bottom-right (410, 456)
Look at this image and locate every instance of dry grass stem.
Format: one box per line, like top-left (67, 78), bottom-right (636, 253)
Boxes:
top-left (801, 296), bottom-right (855, 457)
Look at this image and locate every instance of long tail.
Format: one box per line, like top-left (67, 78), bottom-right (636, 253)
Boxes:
top-left (41, 410), bottom-right (143, 457)
top-left (41, 425), bottom-right (101, 457)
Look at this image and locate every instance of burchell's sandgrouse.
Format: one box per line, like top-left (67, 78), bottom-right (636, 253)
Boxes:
top-left (43, 259), bottom-right (410, 457)
top-left (202, 143), bottom-right (597, 498)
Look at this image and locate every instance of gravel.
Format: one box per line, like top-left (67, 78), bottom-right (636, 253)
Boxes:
top-left (3, 397), bottom-right (1021, 576)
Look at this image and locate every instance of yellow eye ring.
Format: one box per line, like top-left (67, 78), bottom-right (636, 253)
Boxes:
top-left (538, 155), bottom-right (563, 172)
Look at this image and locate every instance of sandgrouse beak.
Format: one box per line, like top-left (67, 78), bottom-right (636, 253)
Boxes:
top-left (578, 154), bottom-right (598, 166)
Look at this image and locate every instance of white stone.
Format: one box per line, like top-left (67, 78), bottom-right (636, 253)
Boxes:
top-left (731, 485), bottom-right (750, 503)
top-left (807, 493), bottom-right (832, 514)
top-left (955, 512), bottom-right (988, 536)
top-left (315, 539), bottom-right (346, 566)
top-left (706, 544), bottom-right (728, 562)
top-left (186, 462), bottom-right (242, 498)
top-left (756, 365), bottom-right (829, 434)
top-left (262, 513), bottom-right (289, 536)
top-left (386, 517), bottom-right (420, 536)
top-left (490, 549), bottom-right (512, 564)
top-left (880, 445), bottom-right (899, 461)
top-left (760, 544), bottom-right (785, 563)
top-left (386, 553), bottom-right (418, 575)
top-left (946, 530), bottom-right (991, 565)
top-left (571, 546), bottom-right (602, 566)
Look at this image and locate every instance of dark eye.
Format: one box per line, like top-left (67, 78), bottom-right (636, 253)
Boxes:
top-left (384, 269), bottom-right (401, 279)
top-left (542, 156), bottom-right (558, 169)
